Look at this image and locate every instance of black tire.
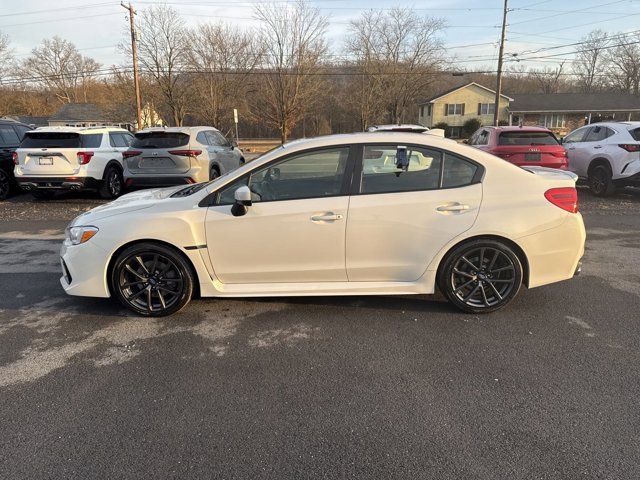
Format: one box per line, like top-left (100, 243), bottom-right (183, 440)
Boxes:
top-left (0, 170), bottom-right (10, 200)
top-left (100, 166), bottom-right (124, 199)
top-left (239, 157), bottom-right (245, 166)
top-left (111, 242), bottom-right (194, 317)
top-left (210, 166), bottom-right (220, 181)
top-left (588, 164), bottom-right (616, 197)
top-left (30, 190), bottom-right (55, 200)
top-left (438, 239), bottom-right (523, 314)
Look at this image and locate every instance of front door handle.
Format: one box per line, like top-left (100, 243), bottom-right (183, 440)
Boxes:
top-left (311, 212), bottom-right (343, 222)
top-left (436, 203), bottom-right (470, 212)
top-left (594, 145), bottom-right (603, 149)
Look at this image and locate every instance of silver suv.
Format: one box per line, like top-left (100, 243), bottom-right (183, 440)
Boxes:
top-left (123, 127), bottom-right (244, 188)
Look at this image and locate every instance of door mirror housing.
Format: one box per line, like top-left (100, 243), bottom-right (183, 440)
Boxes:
top-left (559, 137), bottom-right (564, 144)
top-left (231, 185), bottom-right (251, 217)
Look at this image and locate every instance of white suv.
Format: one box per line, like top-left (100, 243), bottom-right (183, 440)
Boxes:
top-left (13, 126), bottom-right (134, 199)
top-left (563, 121), bottom-right (640, 196)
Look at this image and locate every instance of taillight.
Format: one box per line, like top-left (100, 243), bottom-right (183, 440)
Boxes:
top-left (168, 149), bottom-right (202, 157)
top-left (77, 151), bottom-right (94, 165)
top-left (545, 187), bottom-right (578, 213)
top-left (12, 151), bottom-right (18, 165)
top-left (123, 150), bottom-right (143, 158)
top-left (618, 144), bottom-right (640, 152)
top-left (551, 151), bottom-right (568, 158)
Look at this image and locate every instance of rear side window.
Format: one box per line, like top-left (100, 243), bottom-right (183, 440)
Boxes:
top-left (442, 153), bottom-right (479, 188)
top-left (0, 125), bottom-right (20, 146)
top-left (132, 132), bottom-right (189, 149)
top-left (498, 131), bottom-right (558, 146)
top-left (81, 133), bottom-right (103, 148)
top-left (14, 125), bottom-right (31, 141)
top-left (109, 132), bottom-right (130, 148)
top-left (629, 128), bottom-right (640, 141)
top-left (360, 145), bottom-right (442, 194)
top-left (20, 132), bottom-right (81, 148)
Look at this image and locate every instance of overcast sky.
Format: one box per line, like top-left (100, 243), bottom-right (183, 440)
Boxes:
top-left (1, 0), bottom-right (640, 72)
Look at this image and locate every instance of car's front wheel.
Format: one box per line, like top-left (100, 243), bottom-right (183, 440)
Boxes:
top-left (111, 242), bottom-right (195, 316)
top-left (438, 239), bottom-right (523, 314)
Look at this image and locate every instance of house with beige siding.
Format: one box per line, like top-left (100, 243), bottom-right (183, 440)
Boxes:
top-left (417, 82), bottom-right (512, 138)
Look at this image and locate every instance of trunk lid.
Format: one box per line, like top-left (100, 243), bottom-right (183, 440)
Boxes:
top-left (17, 131), bottom-right (102, 175)
top-left (125, 131), bottom-right (192, 175)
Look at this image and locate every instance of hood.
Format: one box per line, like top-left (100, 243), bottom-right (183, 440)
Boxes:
top-left (71, 186), bottom-right (184, 225)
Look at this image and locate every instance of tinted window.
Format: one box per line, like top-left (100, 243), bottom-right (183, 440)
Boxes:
top-left (81, 133), bottom-right (103, 148)
top-left (248, 147), bottom-right (349, 202)
top-left (196, 131), bottom-right (209, 145)
top-left (563, 128), bottom-right (588, 144)
top-left (123, 133), bottom-right (134, 146)
top-left (442, 153), bottom-right (479, 188)
top-left (109, 132), bottom-right (129, 147)
top-left (360, 145), bottom-right (442, 194)
top-left (217, 177), bottom-right (249, 205)
top-left (498, 131), bottom-right (558, 146)
top-left (207, 131), bottom-right (228, 147)
top-left (0, 125), bottom-right (20, 146)
top-left (13, 125), bottom-right (31, 140)
top-left (20, 131), bottom-right (81, 148)
top-left (132, 131), bottom-right (189, 149)
top-left (584, 125), bottom-right (613, 142)
top-left (629, 128), bottom-right (640, 141)
top-left (476, 130), bottom-right (489, 146)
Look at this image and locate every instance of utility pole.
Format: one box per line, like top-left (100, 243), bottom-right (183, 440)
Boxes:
top-left (493, 0), bottom-right (508, 126)
top-left (121, 2), bottom-right (143, 130)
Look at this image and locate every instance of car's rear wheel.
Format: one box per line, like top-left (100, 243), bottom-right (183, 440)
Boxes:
top-left (210, 166), bottom-right (220, 181)
top-left (100, 166), bottom-right (124, 199)
top-left (30, 189), bottom-right (55, 200)
top-left (439, 239), bottom-right (523, 314)
top-left (111, 242), bottom-right (194, 317)
top-left (588, 164), bottom-right (616, 197)
top-left (0, 170), bottom-right (10, 200)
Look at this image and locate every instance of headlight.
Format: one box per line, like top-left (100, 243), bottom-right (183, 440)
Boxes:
top-left (65, 226), bottom-right (99, 245)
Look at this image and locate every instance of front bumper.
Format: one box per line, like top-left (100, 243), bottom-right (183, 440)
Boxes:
top-left (18, 176), bottom-right (101, 191)
top-left (60, 240), bottom-right (111, 298)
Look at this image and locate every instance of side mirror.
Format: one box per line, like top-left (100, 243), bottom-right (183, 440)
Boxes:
top-left (231, 185), bottom-right (251, 217)
top-left (559, 137), bottom-right (564, 144)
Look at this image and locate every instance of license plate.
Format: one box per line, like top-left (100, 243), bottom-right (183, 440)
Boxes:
top-left (38, 157), bottom-right (54, 165)
top-left (525, 153), bottom-right (541, 161)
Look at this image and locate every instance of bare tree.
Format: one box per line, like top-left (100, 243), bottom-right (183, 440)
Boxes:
top-left (606, 33), bottom-right (640, 94)
top-left (346, 8), bottom-right (446, 126)
top-left (573, 30), bottom-right (609, 93)
top-left (186, 23), bottom-right (262, 133)
top-left (22, 36), bottom-right (101, 103)
top-left (0, 31), bottom-right (13, 85)
top-left (253, 0), bottom-right (328, 143)
top-left (530, 61), bottom-right (566, 93)
top-left (134, 5), bottom-right (190, 126)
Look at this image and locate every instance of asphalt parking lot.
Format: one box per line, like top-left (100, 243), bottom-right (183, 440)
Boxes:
top-left (0, 187), bottom-right (639, 479)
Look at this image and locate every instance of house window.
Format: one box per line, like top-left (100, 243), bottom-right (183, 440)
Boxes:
top-left (539, 114), bottom-right (566, 128)
top-left (427, 104), bottom-right (432, 116)
top-left (446, 104), bottom-right (464, 116)
top-left (449, 126), bottom-right (462, 139)
top-left (479, 103), bottom-right (496, 115)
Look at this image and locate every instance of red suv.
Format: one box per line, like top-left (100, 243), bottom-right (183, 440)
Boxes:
top-left (468, 126), bottom-right (568, 169)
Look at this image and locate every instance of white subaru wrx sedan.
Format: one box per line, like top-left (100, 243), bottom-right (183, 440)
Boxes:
top-left (60, 132), bottom-right (585, 316)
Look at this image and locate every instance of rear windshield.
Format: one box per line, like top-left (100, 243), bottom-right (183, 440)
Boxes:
top-left (498, 131), bottom-right (559, 146)
top-left (132, 132), bottom-right (189, 149)
top-left (20, 132), bottom-right (102, 149)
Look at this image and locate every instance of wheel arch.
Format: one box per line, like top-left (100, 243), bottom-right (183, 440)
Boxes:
top-left (587, 157), bottom-right (612, 175)
top-left (103, 159), bottom-right (124, 177)
top-left (106, 238), bottom-right (201, 298)
top-left (435, 234), bottom-right (530, 288)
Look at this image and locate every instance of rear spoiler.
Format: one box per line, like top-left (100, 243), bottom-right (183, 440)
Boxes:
top-left (522, 166), bottom-right (578, 182)
top-left (424, 129), bottom-right (445, 138)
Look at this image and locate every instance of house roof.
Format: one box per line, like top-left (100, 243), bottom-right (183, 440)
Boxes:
top-left (49, 103), bottom-right (106, 122)
top-left (418, 82), bottom-right (514, 104)
top-left (2, 115), bottom-right (49, 126)
top-left (510, 93), bottom-right (640, 113)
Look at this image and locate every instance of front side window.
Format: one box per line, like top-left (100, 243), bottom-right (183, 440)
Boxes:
top-left (360, 145), bottom-right (442, 194)
top-left (447, 103), bottom-right (464, 116)
top-left (245, 147), bottom-right (349, 202)
top-left (563, 128), bottom-right (588, 144)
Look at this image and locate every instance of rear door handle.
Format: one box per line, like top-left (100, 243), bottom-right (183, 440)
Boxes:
top-left (436, 203), bottom-right (470, 212)
top-left (311, 212), bottom-right (343, 222)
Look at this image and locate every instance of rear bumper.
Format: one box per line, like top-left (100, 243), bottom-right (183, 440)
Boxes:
top-left (124, 176), bottom-right (197, 188)
top-left (17, 176), bottom-right (101, 191)
top-left (614, 171), bottom-right (640, 187)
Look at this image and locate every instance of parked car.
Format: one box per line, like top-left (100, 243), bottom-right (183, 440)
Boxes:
top-left (0, 119), bottom-right (32, 200)
top-left (561, 121), bottom-right (640, 196)
top-left (123, 127), bottom-right (244, 188)
top-left (14, 126), bottom-right (134, 199)
top-left (60, 132), bottom-right (585, 317)
top-left (468, 126), bottom-right (568, 170)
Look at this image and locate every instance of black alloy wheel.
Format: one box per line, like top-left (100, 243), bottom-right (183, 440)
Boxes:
top-left (439, 240), bottom-right (523, 314)
top-left (112, 243), bottom-right (194, 316)
top-left (0, 170), bottom-right (9, 200)
top-left (588, 164), bottom-right (615, 197)
top-left (100, 167), bottom-right (124, 199)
